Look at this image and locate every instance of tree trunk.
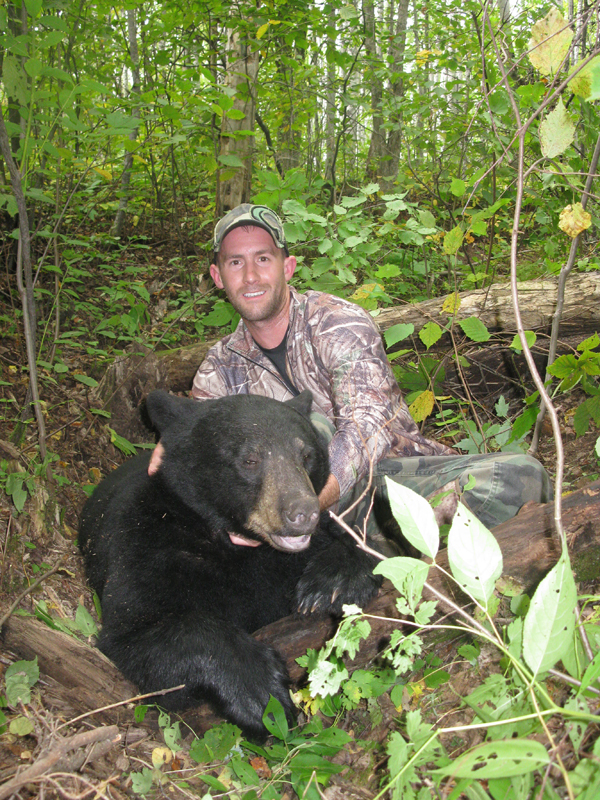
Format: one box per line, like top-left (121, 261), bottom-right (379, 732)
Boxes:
top-left (216, 29), bottom-right (259, 215)
top-left (364, 0), bottom-right (409, 189)
top-left (94, 274), bottom-right (600, 440)
top-left (3, 481), bottom-right (600, 735)
top-left (110, 8), bottom-right (141, 239)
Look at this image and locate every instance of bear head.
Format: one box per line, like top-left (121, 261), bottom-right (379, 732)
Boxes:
top-left (145, 390), bottom-right (329, 552)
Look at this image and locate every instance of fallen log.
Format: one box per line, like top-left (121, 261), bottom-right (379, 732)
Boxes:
top-left (95, 274), bottom-right (600, 440)
top-left (3, 480), bottom-right (599, 735)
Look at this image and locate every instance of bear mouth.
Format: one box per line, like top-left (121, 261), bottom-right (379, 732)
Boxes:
top-left (269, 533), bottom-right (312, 552)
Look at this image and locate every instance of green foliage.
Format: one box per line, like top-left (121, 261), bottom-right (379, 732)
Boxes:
top-left (547, 333), bottom-right (600, 435)
top-left (301, 483), bottom-right (600, 798)
top-left (5, 658), bottom-right (39, 706)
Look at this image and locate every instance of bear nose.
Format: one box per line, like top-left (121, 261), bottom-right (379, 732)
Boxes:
top-left (284, 502), bottom-right (319, 536)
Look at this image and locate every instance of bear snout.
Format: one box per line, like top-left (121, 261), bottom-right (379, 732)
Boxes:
top-left (283, 496), bottom-right (320, 536)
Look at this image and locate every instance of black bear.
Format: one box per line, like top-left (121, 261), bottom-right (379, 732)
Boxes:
top-left (79, 389), bottom-right (380, 739)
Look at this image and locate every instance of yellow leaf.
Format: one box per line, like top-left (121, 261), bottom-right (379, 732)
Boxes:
top-left (442, 292), bottom-right (461, 315)
top-left (529, 9), bottom-right (573, 76)
top-left (132, 215), bottom-right (139, 227)
top-left (257, 22), bottom-right (269, 39)
top-left (93, 167), bottom-right (112, 181)
top-left (558, 202), bottom-right (592, 238)
top-left (409, 390), bottom-right (435, 423)
top-left (464, 232), bottom-right (474, 244)
top-left (349, 282), bottom-right (383, 302)
top-left (151, 747), bottom-right (172, 769)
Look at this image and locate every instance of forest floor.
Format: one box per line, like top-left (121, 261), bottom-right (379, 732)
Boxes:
top-left (1, 250), bottom-right (599, 798)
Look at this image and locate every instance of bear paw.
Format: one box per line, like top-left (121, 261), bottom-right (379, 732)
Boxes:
top-left (295, 548), bottom-right (381, 616)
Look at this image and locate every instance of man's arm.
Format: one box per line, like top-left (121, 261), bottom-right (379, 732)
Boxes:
top-left (318, 473), bottom-right (340, 511)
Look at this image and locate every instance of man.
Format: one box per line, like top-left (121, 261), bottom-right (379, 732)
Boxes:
top-left (151, 204), bottom-right (551, 548)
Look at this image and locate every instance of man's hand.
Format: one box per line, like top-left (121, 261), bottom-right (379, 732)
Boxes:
top-left (318, 473), bottom-right (340, 511)
top-left (148, 442), bottom-right (165, 475)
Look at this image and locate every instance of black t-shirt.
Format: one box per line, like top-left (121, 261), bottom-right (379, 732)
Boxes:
top-left (256, 329), bottom-right (300, 396)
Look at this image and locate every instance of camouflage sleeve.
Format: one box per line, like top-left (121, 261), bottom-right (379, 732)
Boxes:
top-left (313, 304), bottom-right (435, 497)
top-left (191, 346), bottom-right (233, 400)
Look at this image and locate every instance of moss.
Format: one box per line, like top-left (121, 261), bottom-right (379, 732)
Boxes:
top-left (573, 546), bottom-right (600, 583)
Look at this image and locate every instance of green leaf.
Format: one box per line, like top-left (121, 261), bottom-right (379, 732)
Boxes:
top-left (435, 739), bottom-right (549, 779)
top-left (74, 604), bottom-right (98, 637)
top-left (374, 557), bottom-right (430, 608)
top-left (458, 317), bottom-right (491, 343)
top-left (384, 323), bottom-right (414, 348)
top-left (578, 648), bottom-right (600, 696)
top-left (130, 768), bottom-right (154, 796)
top-left (419, 321), bottom-right (442, 349)
top-left (73, 373), bottom-right (99, 388)
top-left (189, 722), bottom-right (240, 763)
top-left (289, 750), bottom-right (345, 781)
top-left (443, 225), bottom-right (463, 255)
top-left (523, 553), bottom-right (577, 676)
top-left (450, 178), bottom-right (466, 197)
top-left (262, 696), bottom-right (289, 740)
top-left (24, 57), bottom-right (45, 78)
top-left (495, 396), bottom-right (510, 418)
top-left (510, 331), bottom-right (537, 352)
top-left (24, 0), bottom-right (43, 18)
top-left (569, 55), bottom-right (600, 101)
top-left (540, 99), bottom-right (576, 158)
top-left (383, 479), bottom-right (439, 558)
top-left (218, 154), bottom-right (244, 168)
top-left (419, 209), bottom-right (436, 228)
top-left (447, 503), bottom-right (503, 606)
top-left (344, 235), bottom-right (363, 248)
top-left (226, 108), bottom-right (246, 120)
top-left (577, 332), bottom-right (600, 352)
top-left (108, 428), bottom-right (137, 456)
top-left (5, 659), bottom-right (39, 706)
top-left (9, 716), bottom-right (35, 737)
top-left (361, 182), bottom-right (380, 195)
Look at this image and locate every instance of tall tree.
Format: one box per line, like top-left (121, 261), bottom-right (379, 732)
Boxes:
top-left (216, 25), bottom-right (259, 214)
top-left (111, 7), bottom-right (141, 238)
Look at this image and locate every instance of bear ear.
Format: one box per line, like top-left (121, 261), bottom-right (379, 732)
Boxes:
top-left (285, 389), bottom-right (313, 419)
top-left (145, 390), bottom-right (200, 435)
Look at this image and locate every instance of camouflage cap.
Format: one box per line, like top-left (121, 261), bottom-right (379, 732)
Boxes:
top-left (213, 204), bottom-right (288, 258)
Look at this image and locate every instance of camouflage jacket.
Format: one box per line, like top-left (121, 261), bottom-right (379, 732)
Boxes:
top-left (191, 287), bottom-right (453, 496)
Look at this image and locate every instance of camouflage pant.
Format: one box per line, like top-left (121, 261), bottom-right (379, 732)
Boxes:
top-left (311, 413), bottom-right (553, 555)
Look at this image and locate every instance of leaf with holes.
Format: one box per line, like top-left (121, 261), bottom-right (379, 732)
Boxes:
top-left (448, 503), bottom-right (502, 607)
top-left (434, 739), bottom-right (549, 779)
top-left (523, 552), bottom-right (576, 676)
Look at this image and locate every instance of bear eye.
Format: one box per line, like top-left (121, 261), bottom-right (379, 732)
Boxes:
top-left (243, 456), bottom-right (259, 469)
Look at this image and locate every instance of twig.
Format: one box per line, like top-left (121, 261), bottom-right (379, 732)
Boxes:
top-left (0, 557), bottom-right (66, 629)
top-left (0, 725), bottom-right (121, 800)
top-left (55, 684), bottom-right (187, 731)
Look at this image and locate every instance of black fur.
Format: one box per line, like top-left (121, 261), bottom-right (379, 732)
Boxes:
top-left (79, 390), bottom-right (380, 740)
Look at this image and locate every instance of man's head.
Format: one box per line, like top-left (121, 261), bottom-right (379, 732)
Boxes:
top-left (209, 204), bottom-right (296, 325)
top-left (213, 204), bottom-right (288, 265)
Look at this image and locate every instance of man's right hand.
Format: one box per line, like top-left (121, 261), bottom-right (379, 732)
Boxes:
top-left (148, 442), bottom-right (165, 475)
top-left (318, 473), bottom-right (340, 512)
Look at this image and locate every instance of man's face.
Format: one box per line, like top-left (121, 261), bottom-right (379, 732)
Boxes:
top-left (209, 226), bottom-right (296, 323)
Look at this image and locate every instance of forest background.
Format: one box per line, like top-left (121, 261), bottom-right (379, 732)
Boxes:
top-left (2, 0), bottom-right (600, 798)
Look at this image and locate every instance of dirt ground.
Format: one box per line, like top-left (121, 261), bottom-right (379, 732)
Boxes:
top-left (0, 349), bottom-right (599, 798)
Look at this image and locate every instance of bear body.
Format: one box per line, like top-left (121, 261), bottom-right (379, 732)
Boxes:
top-left (79, 390), bottom-right (380, 739)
